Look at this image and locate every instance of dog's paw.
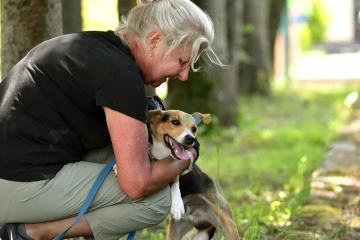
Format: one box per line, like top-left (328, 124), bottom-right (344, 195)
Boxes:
top-left (170, 200), bottom-right (185, 221)
top-left (112, 164), bottom-right (118, 176)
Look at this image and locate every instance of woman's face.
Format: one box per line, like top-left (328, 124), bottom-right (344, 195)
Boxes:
top-left (132, 31), bottom-right (193, 88)
top-left (144, 44), bottom-right (192, 88)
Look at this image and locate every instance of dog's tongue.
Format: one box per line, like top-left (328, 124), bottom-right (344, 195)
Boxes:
top-left (172, 140), bottom-right (190, 160)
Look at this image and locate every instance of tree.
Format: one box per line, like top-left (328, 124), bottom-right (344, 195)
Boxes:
top-left (269, 0), bottom-right (286, 66)
top-left (206, 0), bottom-right (242, 126)
top-left (239, 0), bottom-right (285, 95)
top-left (1, 0), bottom-right (62, 77)
top-left (239, 0), bottom-right (271, 95)
top-left (167, 0), bottom-right (242, 126)
top-left (62, 0), bottom-right (82, 34)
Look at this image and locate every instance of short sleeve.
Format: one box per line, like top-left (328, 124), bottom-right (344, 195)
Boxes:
top-left (96, 67), bottom-right (148, 123)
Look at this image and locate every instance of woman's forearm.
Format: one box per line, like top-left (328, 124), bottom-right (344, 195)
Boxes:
top-left (126, 148), bottom-right (198, 199)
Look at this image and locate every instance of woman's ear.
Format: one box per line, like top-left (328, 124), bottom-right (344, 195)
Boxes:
top-left (191, 112), bottom-right (212, 125)
top-left (146, 30), bottom-right (164, 54)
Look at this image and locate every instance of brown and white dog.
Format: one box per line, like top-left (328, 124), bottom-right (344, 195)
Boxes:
top-left (113, 109), bottom-right (239, 239)
top-left (146, 109), bottom-right (240, 240)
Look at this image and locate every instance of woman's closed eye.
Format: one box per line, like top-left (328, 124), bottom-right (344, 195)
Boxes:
top-left (179, 59), bottom-right (189, 68)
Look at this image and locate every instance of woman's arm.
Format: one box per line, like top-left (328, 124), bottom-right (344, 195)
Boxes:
top-left (103, 106), bottom-right (196, 199)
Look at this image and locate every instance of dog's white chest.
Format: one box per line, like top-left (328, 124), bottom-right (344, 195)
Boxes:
top-left (150, 139), bottom-right (171, 160)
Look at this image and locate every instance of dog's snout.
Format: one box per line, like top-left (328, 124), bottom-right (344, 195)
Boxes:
top-left (185, 135), bottom-right (195, 145)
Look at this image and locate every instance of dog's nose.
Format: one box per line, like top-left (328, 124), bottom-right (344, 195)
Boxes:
top-left (185, 135), bottom-right (195, 145)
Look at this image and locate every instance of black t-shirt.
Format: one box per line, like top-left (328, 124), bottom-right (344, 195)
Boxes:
top-left (0, 31), bottom-right (148, 182)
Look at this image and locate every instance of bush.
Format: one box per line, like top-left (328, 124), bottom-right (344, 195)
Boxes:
top-left (300, 0), bottom-right (329, 51)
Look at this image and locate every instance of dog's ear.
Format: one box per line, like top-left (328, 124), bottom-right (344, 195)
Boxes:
top-left (147, 109), bottom-right (163, 123)
top-left (191, 112), bottom-right (211, 125)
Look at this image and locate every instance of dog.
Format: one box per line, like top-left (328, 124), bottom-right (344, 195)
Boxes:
top-left (147, 109), bottom-right (240, 240)
top-left (113, 109), bottom-right (240, 239)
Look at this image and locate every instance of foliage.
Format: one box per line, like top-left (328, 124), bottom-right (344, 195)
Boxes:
top-left (300, 0), bottom-right (329, 51)
top-left (135, 84), bottom-right (355, 239)
top-left (308, 0), bottom-right (329, 43)
top-left (299, 24), bottom-right (313, 52)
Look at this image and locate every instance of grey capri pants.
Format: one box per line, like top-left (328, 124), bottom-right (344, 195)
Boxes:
top-left (0, 145), bottom-right (171, 240)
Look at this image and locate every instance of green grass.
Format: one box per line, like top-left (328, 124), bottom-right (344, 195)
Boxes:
top-left (134, 84), bottom-right (359, 240)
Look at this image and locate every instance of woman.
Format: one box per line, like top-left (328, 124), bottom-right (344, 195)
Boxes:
top-left (0, 0), bottom-right (224, 239)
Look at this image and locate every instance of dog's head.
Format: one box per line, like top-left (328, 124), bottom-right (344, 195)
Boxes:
top-left (147, 110), bottom-right (211, 161)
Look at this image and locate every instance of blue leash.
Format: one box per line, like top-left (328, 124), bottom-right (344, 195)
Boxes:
top-left (54, 159), bottom-right (136, 240)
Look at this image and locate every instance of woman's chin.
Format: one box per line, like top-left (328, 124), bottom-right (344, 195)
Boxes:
top-left (151, 79), bottom-right (167, 88)
top-left (151, 83), bottom-right (162, 88)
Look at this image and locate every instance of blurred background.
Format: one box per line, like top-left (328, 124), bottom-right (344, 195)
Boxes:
top-left (2, 0), bottom-right (360, 239)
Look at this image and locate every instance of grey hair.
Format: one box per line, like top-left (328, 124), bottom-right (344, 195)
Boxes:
top-left (115, 0), bottom-right (225, 71)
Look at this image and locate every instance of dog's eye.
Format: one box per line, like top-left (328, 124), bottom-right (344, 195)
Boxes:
top-left (171, 120), bottom-right (180, 125)
top-left (191, 127), bottom-right (197, 133)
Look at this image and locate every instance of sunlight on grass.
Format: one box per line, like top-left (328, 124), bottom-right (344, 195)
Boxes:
top-left (199, 86), bottom-right (356, 239)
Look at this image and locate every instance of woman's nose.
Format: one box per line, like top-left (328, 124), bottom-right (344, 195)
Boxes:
top-left (177, 65), bottom-right (190, 81)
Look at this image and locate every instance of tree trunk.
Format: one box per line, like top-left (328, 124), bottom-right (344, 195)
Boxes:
top-left (167, 0), bottom-right (241, 126)
top-left (208, 0), bottom-right (241, 126)
top-left (117, 0), bottom-right (156, 96)
top-left (62, 0), bottom-right (82, 34)
top-left (269, 0), bottom-right (286, 67)
top-left (1, 0), bottom-right (62, 77)
top-left (239, 0), bottom-right (271, 95)
top-left (225, 0), bottom-right (243, 124)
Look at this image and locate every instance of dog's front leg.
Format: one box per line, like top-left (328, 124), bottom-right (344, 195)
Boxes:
top-left (170, 176), bottom-right (185, 221)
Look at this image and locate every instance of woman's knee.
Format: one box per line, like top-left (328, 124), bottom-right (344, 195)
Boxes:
top-left (141, 185), bottom-right (171, 224)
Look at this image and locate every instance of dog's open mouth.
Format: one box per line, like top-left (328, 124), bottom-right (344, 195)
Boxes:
top-left (164, 134), bottom-right (190, 160)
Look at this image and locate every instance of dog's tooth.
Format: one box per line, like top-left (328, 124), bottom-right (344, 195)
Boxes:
top-left (169, 138), bottom-right (172, 145)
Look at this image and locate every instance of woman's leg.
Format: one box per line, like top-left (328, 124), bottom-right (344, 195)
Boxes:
top-left (0, 145), bottom-right (171, 240)
top-left (23, 186), bottom-right (170, 240)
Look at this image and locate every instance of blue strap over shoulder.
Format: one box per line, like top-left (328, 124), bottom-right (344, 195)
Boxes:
top-left (54, 159), bottom-right (136, 240)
